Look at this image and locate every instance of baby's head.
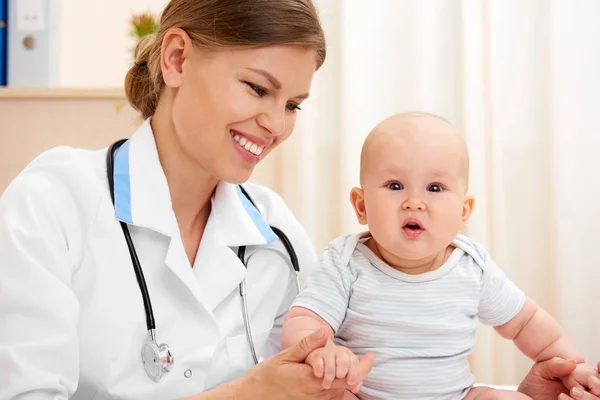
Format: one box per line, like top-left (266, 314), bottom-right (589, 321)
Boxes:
top-left (350, 112), bottom-right (475, 263)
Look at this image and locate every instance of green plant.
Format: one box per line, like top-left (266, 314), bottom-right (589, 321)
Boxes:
top-left (129, 12), bottom-right (158, 41)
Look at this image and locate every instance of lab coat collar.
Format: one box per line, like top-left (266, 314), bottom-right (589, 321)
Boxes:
top-left (192, 182), bottom-right (279, 311)
top-left (114, 119), bottom-right (277, 312)
top-left (211, 182), bottom-right (277, 247)
top-left (112, 119), bottom-right (278, 311)
top-left (113, 118), bottom-right (177, 237)
top-left (112, 119), bottom-right (278, 246)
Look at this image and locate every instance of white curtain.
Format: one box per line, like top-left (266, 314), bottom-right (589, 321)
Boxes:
top-left (253, 0), bottom-right (600, 385)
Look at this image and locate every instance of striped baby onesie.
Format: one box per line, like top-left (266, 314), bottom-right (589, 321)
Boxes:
top-left (292, 233), bottom-right (525, 400)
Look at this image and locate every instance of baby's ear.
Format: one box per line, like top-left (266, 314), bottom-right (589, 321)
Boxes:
top-left (350, 187), bottom-right (368, 225)
top-left (462, 194), bottom-right (475, 223)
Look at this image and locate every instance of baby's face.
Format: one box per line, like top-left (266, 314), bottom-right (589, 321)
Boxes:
top-left (357, 116), bottom-right (473, 262)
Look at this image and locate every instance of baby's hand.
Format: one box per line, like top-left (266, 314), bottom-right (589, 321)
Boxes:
top-left (305, 339), bottom-right (363, 392)
top-left (561, 362), bottom-right (600, 396)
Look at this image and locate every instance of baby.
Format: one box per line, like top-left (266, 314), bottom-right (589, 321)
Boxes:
top-left (281, 113), bottom-right (599, 399)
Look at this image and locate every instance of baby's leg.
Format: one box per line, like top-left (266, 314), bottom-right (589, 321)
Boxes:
top-left (465, 386), bottom-right (532, 400)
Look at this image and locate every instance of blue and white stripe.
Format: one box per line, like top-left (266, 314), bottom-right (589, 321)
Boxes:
top-left (292, 234), bottom-right (525, 400)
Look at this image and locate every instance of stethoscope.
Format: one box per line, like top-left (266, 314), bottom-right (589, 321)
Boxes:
top-left (106, 139), bottom-right (301, 382)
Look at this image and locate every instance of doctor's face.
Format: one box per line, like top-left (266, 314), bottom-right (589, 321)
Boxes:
top-left (168, 42), bottom-right (317, 184)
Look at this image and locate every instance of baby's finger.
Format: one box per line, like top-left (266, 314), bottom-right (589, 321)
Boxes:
top-left (350, 380), bottom-right (364, 394)
top-left (336, 351), bottom-right (350, 379)
top-left (308, 354), bottom-right (324, 379)
top-left (347, 354), bottom-right (360, 386)
top-left (588, 375), bottom-right (600, 395)
top-left (323, 351), bottom-right (336, 389)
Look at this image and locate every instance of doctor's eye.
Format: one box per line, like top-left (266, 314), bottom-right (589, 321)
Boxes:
top-left (386, 182), bottom-right (404, 191)
top-left (286, 102), bottom-right (301, 112)
top-left (244, 81), bottom-right (268, 97)
top-left (427, 184), bottom-right (444, 192)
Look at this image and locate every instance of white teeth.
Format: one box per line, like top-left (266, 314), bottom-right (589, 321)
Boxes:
top-left (231, 131), bottom-right (265, 156)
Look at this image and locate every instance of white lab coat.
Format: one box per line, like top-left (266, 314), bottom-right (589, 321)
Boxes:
top-left (0, 120), bottom-right (318, 399)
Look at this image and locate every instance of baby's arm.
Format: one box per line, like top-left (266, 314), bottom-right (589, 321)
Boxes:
top-left (281, 240), bottom-right (370, 392)
top-left (495, 297), bottom-right (600, 391)
top-left (494, 297), bottom-right (583, 363)
top-left (281, 306), bottom-right (335, 348)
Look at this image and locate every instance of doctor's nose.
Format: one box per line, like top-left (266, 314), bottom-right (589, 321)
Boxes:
top-left (256, 108), bottom-right (286, 137)
top-left (402, 198), bottom-right (426, 211)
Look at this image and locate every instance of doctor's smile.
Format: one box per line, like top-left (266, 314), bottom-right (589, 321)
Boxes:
top-left (230, 129), bottom-right (267, 165)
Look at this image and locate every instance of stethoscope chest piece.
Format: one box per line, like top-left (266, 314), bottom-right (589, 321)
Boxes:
top-left (141, 331), bottom-right (174, 382)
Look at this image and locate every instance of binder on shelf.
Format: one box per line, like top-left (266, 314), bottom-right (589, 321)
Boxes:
top-left (7, 0), bottom-right (60, 87)
top-left (0, 0), bottom-right (7, 86)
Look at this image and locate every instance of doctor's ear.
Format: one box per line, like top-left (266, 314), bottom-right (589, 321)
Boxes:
top-left (350, 187), bottom-right (368, 225)
top-left (160, 28), bottom-right (192, 88)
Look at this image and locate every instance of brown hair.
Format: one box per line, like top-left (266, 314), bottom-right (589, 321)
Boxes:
top-left (124, 0), bottom-right (326, 119)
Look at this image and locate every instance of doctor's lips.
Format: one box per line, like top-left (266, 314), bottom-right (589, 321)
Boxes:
top-left (230, 130), bottom-right (266, 156)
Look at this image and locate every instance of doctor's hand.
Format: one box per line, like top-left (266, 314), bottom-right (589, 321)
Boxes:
top-left (234, 326), bottom-right (375, 400)
top-left (517, 358), bottom-right (600, 400)
top-left (305, 339), bottom-right (363, 392)
top-left (561, 362), bottom-right (600, 397)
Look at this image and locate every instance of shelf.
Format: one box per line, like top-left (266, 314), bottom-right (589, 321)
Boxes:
top-left (0, 87), bottom-right (126, 100)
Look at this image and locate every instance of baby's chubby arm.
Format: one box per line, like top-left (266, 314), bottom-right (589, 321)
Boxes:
top-left (495, 297), bottom-right (583, 363)
top-left (495, 297), bottom-right (600, 392)
top-left (282, 306), bottom-right (336, 348)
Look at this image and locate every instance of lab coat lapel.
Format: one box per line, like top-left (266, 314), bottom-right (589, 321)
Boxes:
top-left (193, 182), bottom-right (277, 311)
top-left (112, 121), bottom-right (279, 314)
top-left (112, 119), bottom-right (177, 237)
top-left (112, 119), bottom-right (213, 315)
top-left (163, 230), bottom-right (214, 314)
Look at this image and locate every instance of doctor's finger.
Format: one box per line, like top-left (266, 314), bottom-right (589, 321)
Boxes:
top-left (355, 353), bottom-right (376, 381)
top-left (569, 387), bottom-right (600, 400)
top-left (283, 326), bottom-right (329, 363)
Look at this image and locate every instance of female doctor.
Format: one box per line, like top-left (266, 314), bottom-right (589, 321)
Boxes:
top-left (0, 0), bottom-right (598, 399)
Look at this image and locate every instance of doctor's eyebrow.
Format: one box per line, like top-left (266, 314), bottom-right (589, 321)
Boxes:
top-left (245, 67), bottom-right (310, 99)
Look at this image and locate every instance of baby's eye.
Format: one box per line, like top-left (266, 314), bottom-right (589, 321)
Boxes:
top-left (427, 184), bottom-right (443, 192)
top-left (386, 182), bottom-right (404, 191)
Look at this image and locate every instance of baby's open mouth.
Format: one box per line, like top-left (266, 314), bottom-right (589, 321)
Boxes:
top-left (404, 223), bottom-right (422, 231)
top-left (402, 219), bottom-right (425, 238)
